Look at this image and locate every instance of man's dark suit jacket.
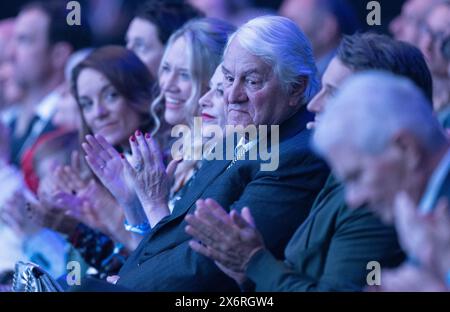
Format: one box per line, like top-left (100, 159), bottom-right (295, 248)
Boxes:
top-left (244, 174), bottom-right (405, 291)
top-left (77, 108), bottom-right (329, 291)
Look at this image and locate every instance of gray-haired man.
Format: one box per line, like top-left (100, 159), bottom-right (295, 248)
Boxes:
top-left (313, 71), bottom-right (450, 291)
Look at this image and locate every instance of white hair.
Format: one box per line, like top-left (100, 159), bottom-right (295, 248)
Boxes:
top-left (313, 71), bottom-right (447, 157)
top-left (224, 15), bottom-right (319, 106)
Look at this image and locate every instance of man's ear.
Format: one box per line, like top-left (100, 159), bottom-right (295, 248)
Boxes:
top-left (392, 130), bottom-right (423, 170)
top-left (50, 42), bottom-right (72, 71)
top-left (288, 75), bottom-right (308, 107)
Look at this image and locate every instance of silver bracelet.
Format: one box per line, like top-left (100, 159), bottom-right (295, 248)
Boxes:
top-left (123, 219), bottom-right (151, 235)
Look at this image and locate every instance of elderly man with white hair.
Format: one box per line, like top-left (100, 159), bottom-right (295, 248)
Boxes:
top-left (313, 71), bottom-right (450, 291)
top-left (313, 71), bottom-right (449, 223)
top-left (184, 44), bottom-right (410, 291)
top-left (70, 15), bottom-right (330, 292)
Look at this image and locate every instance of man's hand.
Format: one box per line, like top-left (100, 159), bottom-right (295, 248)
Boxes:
top-left (371, 263), bottom-right (448, 292)
top-left (394, 192), bottom-right (450, 278)
top-left (185, 198), bottom-right (265, 283)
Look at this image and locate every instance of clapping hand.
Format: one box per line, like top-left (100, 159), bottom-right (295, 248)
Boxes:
top-left (120, 130), bottom-right (180, 227)
top-left (371, 262), bottom-right (447, 292)
top-left (394, 192), bottom-right (450, 279)
top-left (36, 174), bottom-right (86, 234)
top-left (82, 134), bottom-right (135, 204)
top-left (0, 191), bottom-right (41, 237)
top-left (82, 133), bottom-right (149, 228)
top-left (38, 171), bottom-right (140, 250)
top-left (185, 199), bottom-right (265, 285)
top-left (53, 151), bottom-right (90, 194)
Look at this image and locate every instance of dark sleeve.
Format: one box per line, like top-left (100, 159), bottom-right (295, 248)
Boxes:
top-left (230, 149), bottom-right (329, 258)
top-left (246, 209), bottom-right (404, 291)
top-left (69, 223), bottom-right (129, 279)
top-left (117, 235), bottom-right (240, 291)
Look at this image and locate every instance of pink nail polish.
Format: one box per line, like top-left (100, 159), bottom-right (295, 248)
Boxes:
top-left (130, 135), bottom-right (136, 142)
top-left (145, 133), bottom-right (150, 139)
top-left (136, 130), bottom-right (142, 136)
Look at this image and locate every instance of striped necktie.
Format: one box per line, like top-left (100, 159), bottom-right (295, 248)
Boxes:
top-left (227, 142), bottom-right (246, 170)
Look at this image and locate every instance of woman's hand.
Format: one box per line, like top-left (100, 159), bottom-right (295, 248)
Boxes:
top-left (0, 191), bottom-right (41, 237)
top-left (53, 151), bottom-right (90, 194)
top-left (76, 180), bottom-right (124, 235)
top-left (82, 134), bottom-right (148, 226)
top-left (38, 169), bottom-right (111, 233)
top-left (38, 173), bottom-right (140, 250)
top-left (36, 174), bottom-right (84, 234)
top-left (121, 130), bottom-right (180, 227)
top-left (82, 135), bottom-right (134, 204)
top-left (74, 180), bottom-right (142, 250)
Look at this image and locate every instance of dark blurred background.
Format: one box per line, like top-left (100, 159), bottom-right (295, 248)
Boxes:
top-left (0, 0), bottom-right (406, 46)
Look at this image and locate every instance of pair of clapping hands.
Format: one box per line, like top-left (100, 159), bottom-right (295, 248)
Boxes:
top-left (82, 130), bottom-right (180, 228)
top-left (1, 152), bottom-right (115, 239)
top-left (33, 152), bottom-right (123, 238)
top-left (184, 199), bottom-right (265, 286)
